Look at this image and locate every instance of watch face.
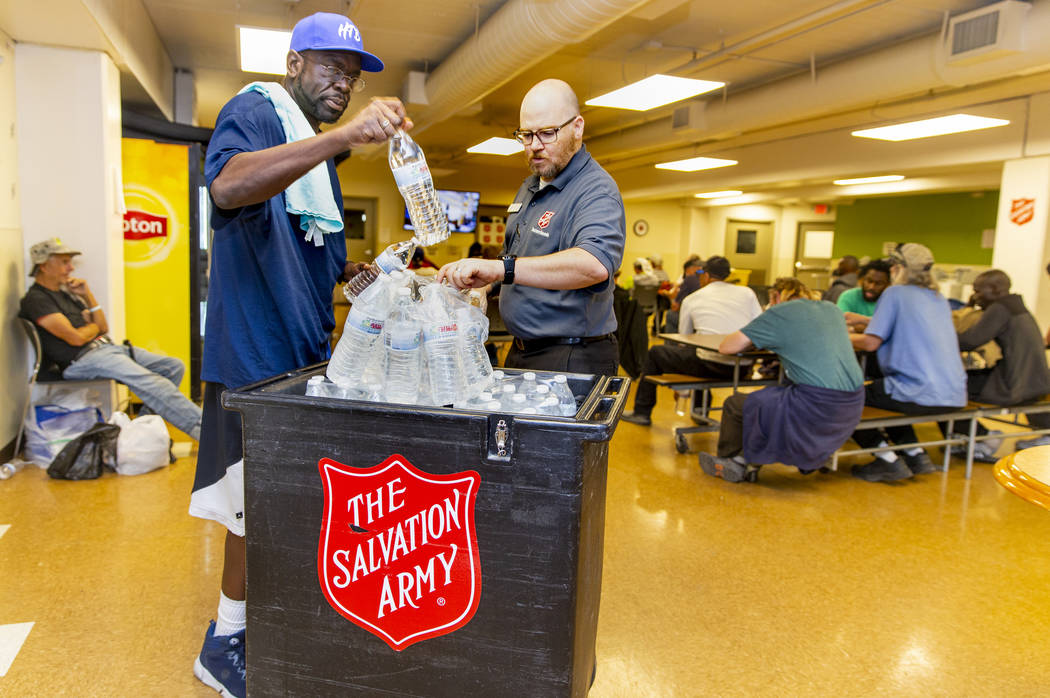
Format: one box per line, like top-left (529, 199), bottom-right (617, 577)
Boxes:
top-left (633, 219), bottom-right (649, 237)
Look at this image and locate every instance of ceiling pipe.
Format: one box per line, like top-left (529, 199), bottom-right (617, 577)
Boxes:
top-left (585, 0), bottom-right (1050, 164)
top-left (411, 0), bottom-right (652, 133)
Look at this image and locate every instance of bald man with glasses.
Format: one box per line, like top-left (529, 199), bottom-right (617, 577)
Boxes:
top-left (440, 79), bottom-right (626, 376)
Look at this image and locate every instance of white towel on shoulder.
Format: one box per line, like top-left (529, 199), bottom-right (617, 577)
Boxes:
top-left (238, 81), bottom-right (343, 246)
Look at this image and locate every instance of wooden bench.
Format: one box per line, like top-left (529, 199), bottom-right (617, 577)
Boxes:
top-left (643, 373), bottom-right (778, 453)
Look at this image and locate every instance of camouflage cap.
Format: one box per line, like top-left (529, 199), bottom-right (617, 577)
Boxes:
top-left (29, 237), bottom-right (81, 275)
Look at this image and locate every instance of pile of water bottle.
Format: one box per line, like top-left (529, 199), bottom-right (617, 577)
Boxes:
top-left (310, 271), bottom-right (576, 416)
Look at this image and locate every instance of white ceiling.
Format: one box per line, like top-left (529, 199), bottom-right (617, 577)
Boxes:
top-left (7, 0), bottom-right (1050, 204)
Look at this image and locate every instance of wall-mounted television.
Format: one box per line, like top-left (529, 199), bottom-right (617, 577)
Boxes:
top-left (403, 189), bottom-right (481, 234)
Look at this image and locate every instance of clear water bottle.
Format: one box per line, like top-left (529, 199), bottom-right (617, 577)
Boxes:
top-left (551, 374), bottom-right (577, 417)
top-left (389, 130), bottom-right (449, 247)
top-left (344, 240), bottom-right (416, 301)
top-left (456, 307), bottom-right (493, 396)
top-left (509, 393), bottom-right (528, 413)
top-left (539, 396), bottom-right (560, 416)
top-left (0, 461), bottom-right (23, 480)
top-left (498, 384), bottom-right (517, 410)
top-left (327, 277), bottom-right (393, 387)
top-left (520, 372), bottom-right (540, 402)
top-left (529, 384), bottom-right (551, 409)
top-left (675, 390), bottom-right (691, 417)
top-left (384, 287), bottom-right (422, 405)
top-left (420, 285), bottom-right (464, 406)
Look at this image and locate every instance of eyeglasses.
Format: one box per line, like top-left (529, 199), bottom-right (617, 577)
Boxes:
top-left (298, 53), bottom-right (366, 92)
top-left (512, 116), bottom-right (578, 146)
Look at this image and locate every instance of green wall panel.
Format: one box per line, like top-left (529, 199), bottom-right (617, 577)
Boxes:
top-left (833, 191), bottom-right (999, 265)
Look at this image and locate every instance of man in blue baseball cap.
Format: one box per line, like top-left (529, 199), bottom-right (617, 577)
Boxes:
top-left (191, 12), bottom-right (411, 697)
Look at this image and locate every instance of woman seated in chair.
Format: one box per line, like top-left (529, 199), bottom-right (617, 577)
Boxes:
top-left (699, 278), bottom-right (865, 483)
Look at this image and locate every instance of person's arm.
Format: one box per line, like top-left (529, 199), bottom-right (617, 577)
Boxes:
top-left (210, 97), bottom-right (411, 210)
top-left (437, 248), bottom-right (608, 291)
top-left (843, 311), bottom-right (870, 333)
top-left (957, 304), bottom-right (1009, 351)
top-left (65, 277), bottom-right (107, 335)
top-left (719, 331), bottom-right (754, 355)
top-left (850, 332), bottom-right (883, 352)
top-left (36, 313), bottom-right (100, 346)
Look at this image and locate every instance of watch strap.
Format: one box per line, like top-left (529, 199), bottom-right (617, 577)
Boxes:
top-left (501, 255), bottom-right (516, 285)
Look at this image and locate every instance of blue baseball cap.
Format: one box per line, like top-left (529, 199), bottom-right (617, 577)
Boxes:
top-left (290, 13), bottom-right (384, 72)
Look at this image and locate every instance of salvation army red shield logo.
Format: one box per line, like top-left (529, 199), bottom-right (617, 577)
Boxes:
top-left (317, 455), bottom-right (482, 651)
top-left (537, 210), bottom-right (556, 228)
top-left (1010, 198), bottom-right (1035, 226)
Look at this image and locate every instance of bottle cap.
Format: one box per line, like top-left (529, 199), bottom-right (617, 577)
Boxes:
top-left (502, 385), bottom-right (516, 394)
top-left (523, 372), bottom-right (536, 380)
top-left (536, 385), bottom-right (550, 394)
top-left (511, 394), bottom-right (527, 403)
top-left (553, 374), bottom-right (567, 383)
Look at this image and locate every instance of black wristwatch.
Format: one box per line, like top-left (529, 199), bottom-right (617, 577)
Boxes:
top-left (501, 255), bottom-right (517, 285)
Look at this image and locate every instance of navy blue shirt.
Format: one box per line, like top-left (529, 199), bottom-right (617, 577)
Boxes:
top-left (499, 145), bottom-right (625, 339)
top-left (203, 90), bottom-right (346, 388)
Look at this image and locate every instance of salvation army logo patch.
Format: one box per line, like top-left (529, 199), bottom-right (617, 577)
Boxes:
top-left (537, 210), bottom-right (556, 229)
top-left (1010, 198), bottom-right (1035, 226)
top-left (317, 455), bottom-right (482, 651)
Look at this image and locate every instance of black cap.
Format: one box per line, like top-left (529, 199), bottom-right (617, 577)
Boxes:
top-left (702, 255), bottom-right (731, 280)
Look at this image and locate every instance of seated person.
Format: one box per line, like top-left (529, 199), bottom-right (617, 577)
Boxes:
top-left (839, 258), bottom-right (892, 332)
top-left (699, 278), bottom-right (864, 483)
top-left (19, 238), bottom-right (202, 440)
top-left (661, 254), bottom-right (702, 332)
top-left (630, 258), bottom-right (661, 316)
top-left (848, 243), bottom-right (966, 482)
top-left (622, 256), bottom-right (762, 426)
top-left (946, 270), bottom-right (1050, 454)
top-left (823, 255), bottom-right (860, 303)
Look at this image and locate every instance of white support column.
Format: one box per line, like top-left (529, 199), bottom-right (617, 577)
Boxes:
top-left (991, 157), bottom-right (1050, 331)
top-left (15, 44), bottom-right (125, 340)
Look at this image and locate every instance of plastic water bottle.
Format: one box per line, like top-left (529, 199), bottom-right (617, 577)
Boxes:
top-left (509, 393), bottom-right (528, 413)
top-left (675, 391), bottom-right (691, 417)
top-left (384, 287), bottom-right (422, 405)
top-left (529, 384), bottom-right (551, 409)
top-left (551, 374), bottom-right (577, 417)
top-left (456, 307), bottom-right (493, 396)
top-left (389, 130), bottom-right (449, 247)
top-left (327, 277), bottom-right (393, 387)
top-left (539, 396), bottom-right (560, 416)
top-left (420, 285), bottom-right (464, 406)
top-left (344, 240), bottom-right (416, 301)
top-left (520, 372), bottom-right (540, 401)
top-left (498, 384), bottom-right (517, 410)
top-left (0, 461), bottom-right (23, 480)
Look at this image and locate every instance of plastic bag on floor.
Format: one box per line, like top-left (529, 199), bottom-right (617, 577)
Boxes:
top-left (46, 422), bottom-right (119, 480)
top-left (108, 411), bottom-right (172, 476)
top-left (24, 404), bottom-right (103, 467)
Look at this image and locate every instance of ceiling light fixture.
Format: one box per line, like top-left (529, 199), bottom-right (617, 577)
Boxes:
top-left (833, 175), bottom-right (905, 186)
top-left (852, 114), bottom-right (1010, 141)
top-left (466, 137), bottom-right (524, 156)
top-left (695, 190), bottom-right (743, 198)
top-left (655, 156), bottom-right (737, 172)
top-left (585, 74), bottom-right (724, 111)
top-left (239, 26), bottom-right (292, 75)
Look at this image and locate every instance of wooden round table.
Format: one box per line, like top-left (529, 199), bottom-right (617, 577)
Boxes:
top-left (993, 445), bottom-right (1050, 511)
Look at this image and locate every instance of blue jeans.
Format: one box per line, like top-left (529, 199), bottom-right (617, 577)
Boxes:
top-left (63, 343), bottom-right (202, 439)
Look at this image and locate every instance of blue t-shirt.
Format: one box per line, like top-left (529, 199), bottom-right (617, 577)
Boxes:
top-left (866, 285), bottom-right (967, 407)
top-left (499, 145), bottom-right (626, 339)
top-left (203, 91), bottom-right (346, 388)
top-left (740, 300), bottom-right (863, 392)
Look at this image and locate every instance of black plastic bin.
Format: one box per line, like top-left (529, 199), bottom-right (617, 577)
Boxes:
top-left (222, 365), bottom-right (630, 697)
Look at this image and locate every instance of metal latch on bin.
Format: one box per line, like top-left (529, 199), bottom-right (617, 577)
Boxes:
top-left (487, 417), bottom-right (512, 462)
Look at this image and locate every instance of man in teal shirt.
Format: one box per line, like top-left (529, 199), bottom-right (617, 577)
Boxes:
top-left (839, 258), bottom-right (891, 332)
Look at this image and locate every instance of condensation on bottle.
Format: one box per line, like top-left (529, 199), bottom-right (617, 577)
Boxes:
top-left (389, 130), bottom-right (449, 247)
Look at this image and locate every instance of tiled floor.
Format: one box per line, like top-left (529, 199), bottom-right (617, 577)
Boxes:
top-left (2, 384), bottom-right (1049, 696)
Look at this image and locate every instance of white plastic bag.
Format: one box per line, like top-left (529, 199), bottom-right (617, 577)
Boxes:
top-left (108, 411), bottom-right (172, 476)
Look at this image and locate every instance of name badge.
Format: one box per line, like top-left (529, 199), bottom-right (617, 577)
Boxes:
top-left (507, 202), bottom-right (522, 213)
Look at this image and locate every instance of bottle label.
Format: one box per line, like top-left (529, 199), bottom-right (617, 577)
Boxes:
top-left (423, 321), bottom-right (458, 342)
top-left (375, 249), bottom-right (402, 274)
top-left (392, 161), bottom-right (430, 189)
top-left (347, 306), bottom-right (383, 335)
top-left (389, 327), bottom-right (421, 351)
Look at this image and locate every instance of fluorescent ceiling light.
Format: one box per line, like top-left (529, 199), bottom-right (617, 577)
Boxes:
top-left (586, 74), bottom-right (724, 111)
top-left (833, 175), bottom-right (905, 186)
top-left (466, 137), bottom-right (524, 156)
top-left (695, 190), bottom-right (743, 199)
top-left (239, 26), bottom-right (292, 75)
top-left (852, 114), bottom-right (1010, 141)
top-left (655, 156), bottom-right (737, 172)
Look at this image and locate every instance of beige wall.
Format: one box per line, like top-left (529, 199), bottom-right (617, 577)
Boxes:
top-left (1, 28), bottom-right (27, 451)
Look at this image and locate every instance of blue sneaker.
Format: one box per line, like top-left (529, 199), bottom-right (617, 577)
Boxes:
top-left (193, 620), bottom-right (246, 698)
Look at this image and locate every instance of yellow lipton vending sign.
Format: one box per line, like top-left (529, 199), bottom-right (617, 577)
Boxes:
top-left (122, 138), bottom-right (191, 397)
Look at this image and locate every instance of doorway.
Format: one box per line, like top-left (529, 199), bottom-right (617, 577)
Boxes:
top-left (794, 222), bottom-right (835, 292)
top-left (724, 220), bottom-right (773, 286)
top-left (343, 197), bottom-right (377, 263)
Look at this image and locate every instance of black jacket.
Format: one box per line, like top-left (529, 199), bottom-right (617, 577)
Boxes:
top-left (957, 294), bottom-right (1050, 404)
